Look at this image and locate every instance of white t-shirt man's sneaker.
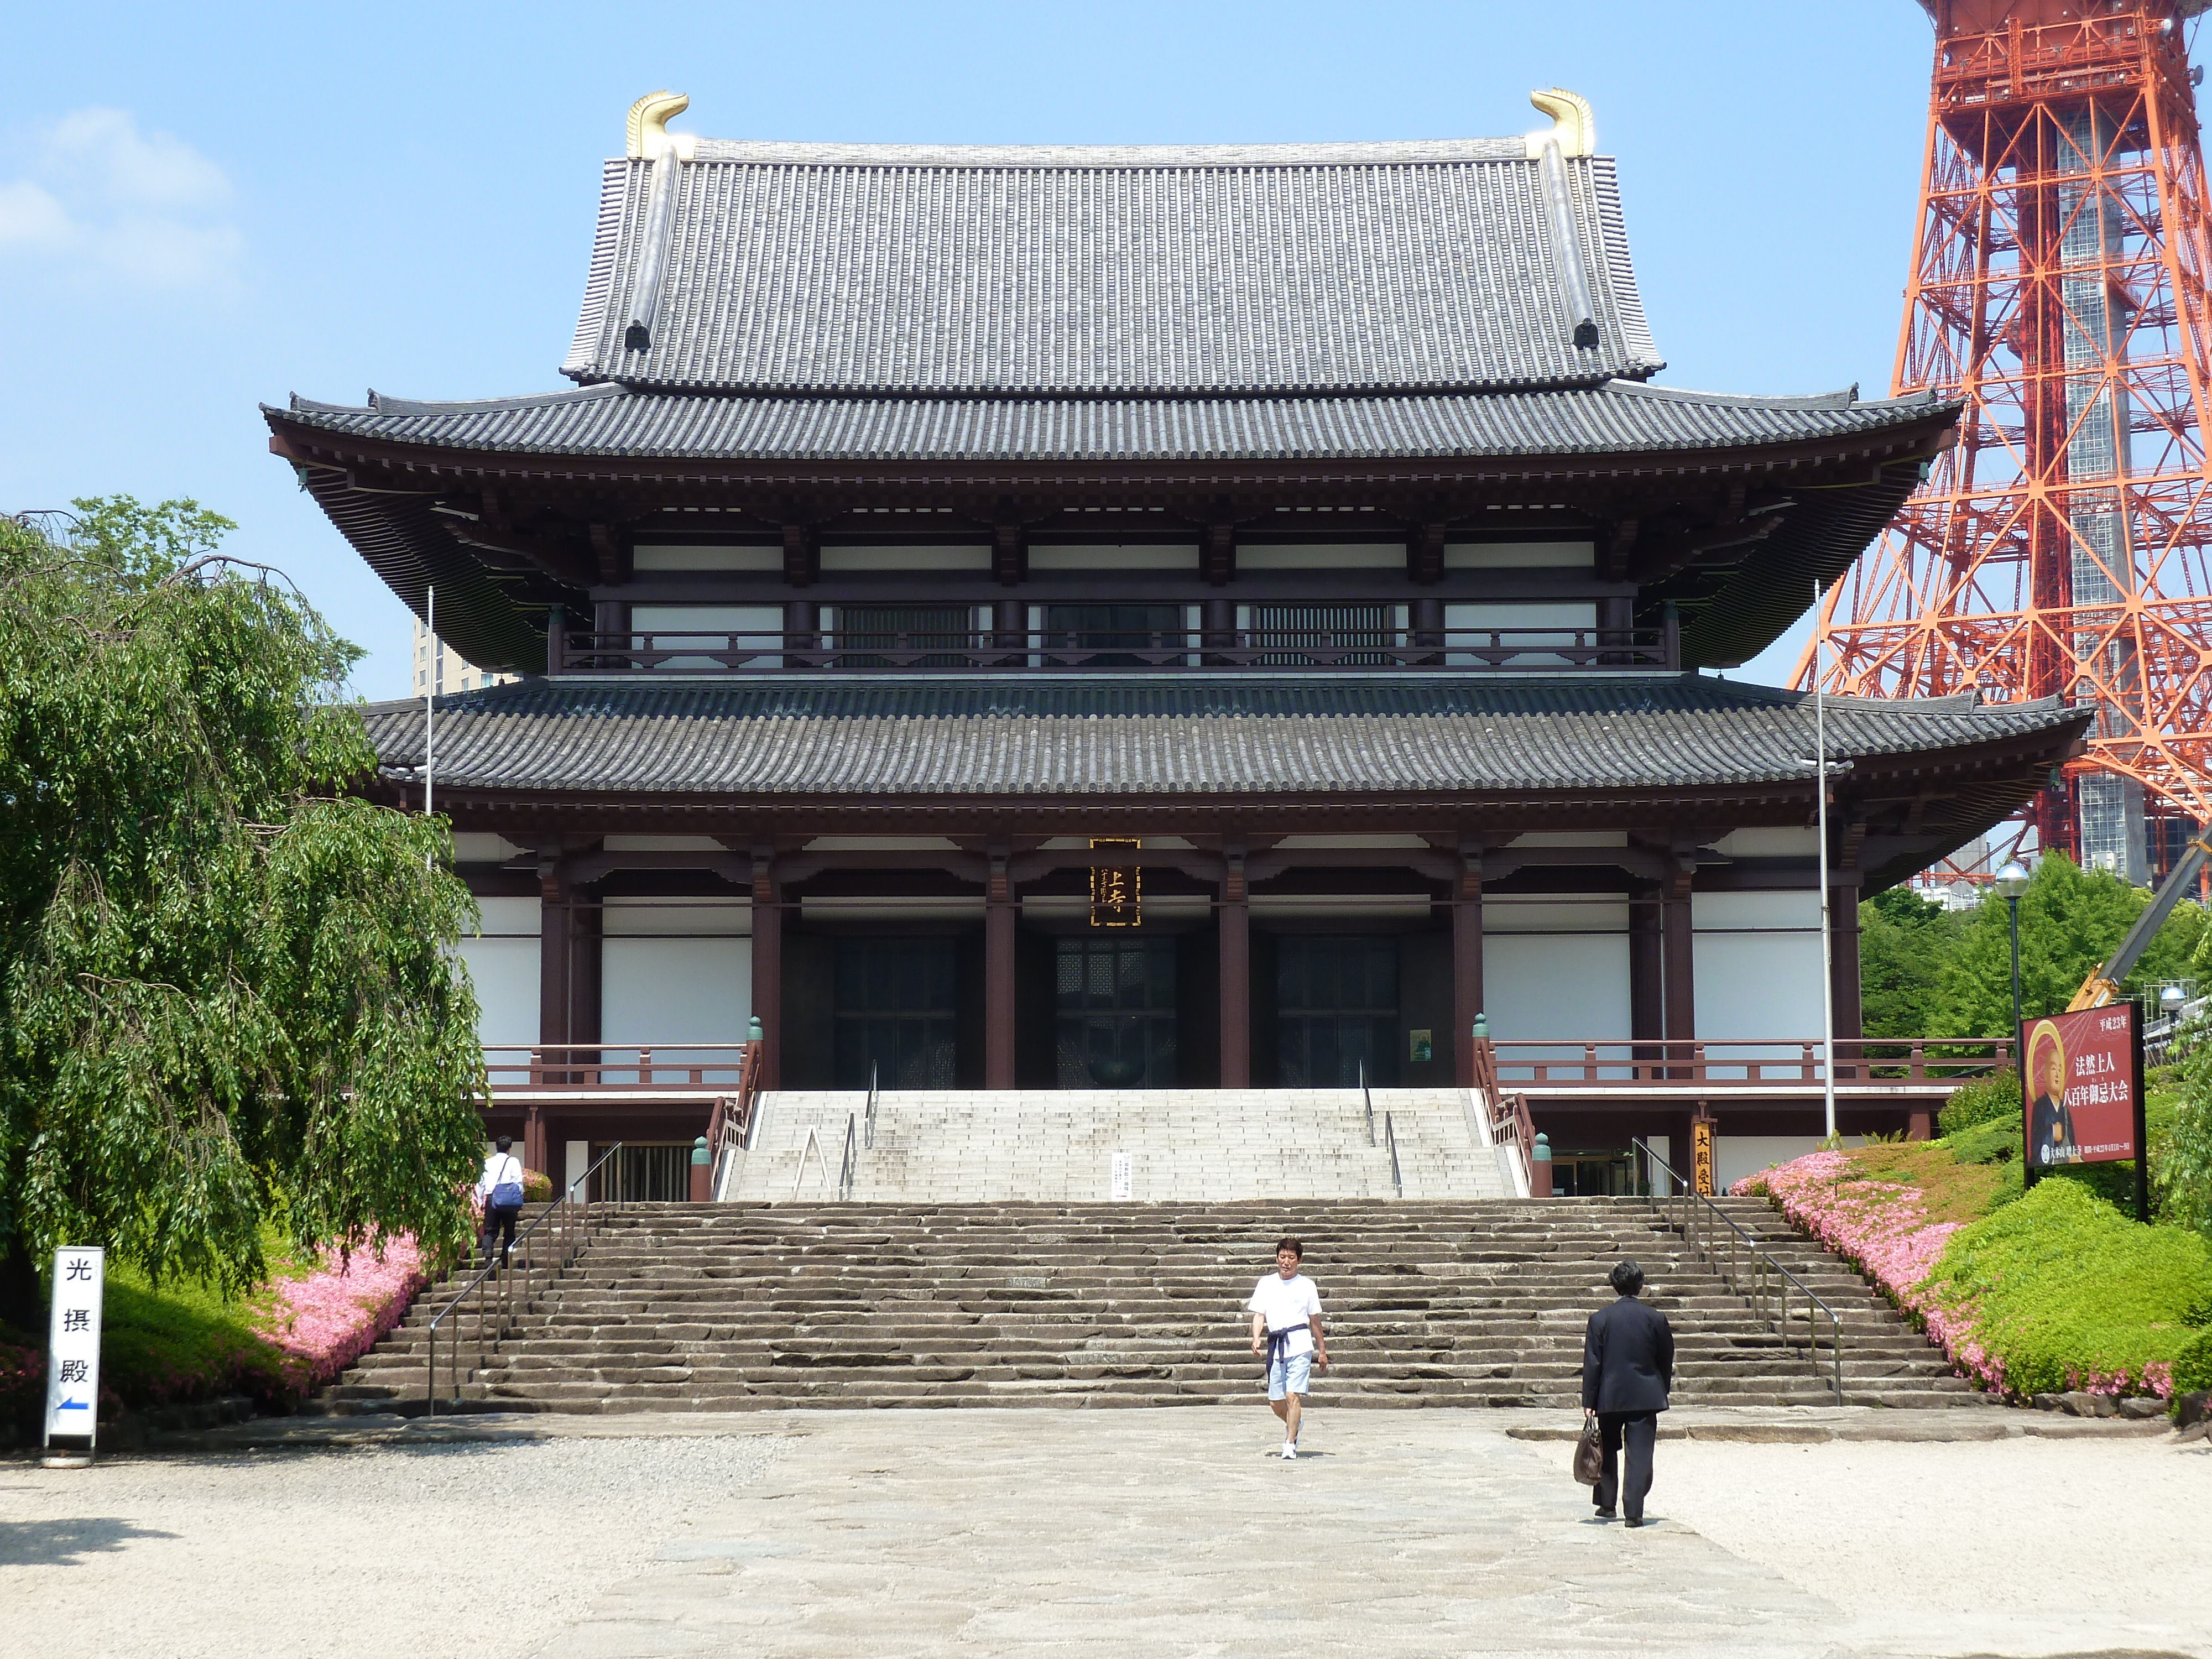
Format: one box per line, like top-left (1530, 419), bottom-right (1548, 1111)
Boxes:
top-left (1247, 1273), bottom-right (1323, 1357)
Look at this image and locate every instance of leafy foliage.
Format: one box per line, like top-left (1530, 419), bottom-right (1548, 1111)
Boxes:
top-left (1859, 886), bottom-right (1966, 1039)
top-left (1937, 1068), bottom-right (2021, 1138)
top-left (0, 500), bottom-right (486, 1302)
top-left (1929, 853), bottom-right (2204, 1040)
top-left (1918, 1178), bottom-right (2212, 1398)
top-left (2164, 1022), bottom-right (2212, 1239)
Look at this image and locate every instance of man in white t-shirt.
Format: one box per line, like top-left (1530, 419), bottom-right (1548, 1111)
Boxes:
top-left (1247, 1237), bottom-right (1329, 1459)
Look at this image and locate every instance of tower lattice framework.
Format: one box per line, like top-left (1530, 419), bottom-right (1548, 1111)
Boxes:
top-left (1801, 0), bottom-right (2212, 882)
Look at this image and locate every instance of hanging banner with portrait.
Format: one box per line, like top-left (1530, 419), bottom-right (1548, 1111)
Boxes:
top-left (2018, 1003), bottom-right (2141, 1170)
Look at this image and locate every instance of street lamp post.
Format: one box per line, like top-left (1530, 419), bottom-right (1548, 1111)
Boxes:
top-left (1996, 859), bottom-right (2031, 1049)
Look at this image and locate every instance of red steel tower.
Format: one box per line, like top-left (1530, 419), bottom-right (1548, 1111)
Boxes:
top-left (1802, 0), bottom-right (2212, 884)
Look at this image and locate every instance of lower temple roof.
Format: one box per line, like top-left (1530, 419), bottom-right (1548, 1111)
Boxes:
top-left (364, 674), bottom-right (2083, 803)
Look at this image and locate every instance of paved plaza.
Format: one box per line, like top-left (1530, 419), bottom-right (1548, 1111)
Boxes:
top-left (3, 1407), bottom-right (2206, 1658)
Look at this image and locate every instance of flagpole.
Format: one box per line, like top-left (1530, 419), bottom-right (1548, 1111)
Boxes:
top-left (1814, 581), bottom-right (1837, 1141)
top-left (424, 586), bottom-right (436, 829)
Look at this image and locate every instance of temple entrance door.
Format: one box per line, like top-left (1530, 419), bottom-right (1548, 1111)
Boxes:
top-left (833, 938), bottom-right (958, 1088)
top-left (1055, 937), bottom-right (1178, 1086)
top-left (1275, 936), bottom-right (1400, 1086)
top-left (1551, 1151), bottom-right (1637, 1197)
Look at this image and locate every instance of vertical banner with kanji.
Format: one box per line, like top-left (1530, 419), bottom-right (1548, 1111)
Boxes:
top-left (44, 1246), bottom-right (105, 1451)
top-left (2020, 1002), bottom-right (2145, 1183)
top-left (1692, 1119), bottom-right (1715, 1196)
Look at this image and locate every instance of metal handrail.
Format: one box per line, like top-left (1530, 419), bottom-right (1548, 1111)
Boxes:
top-left (705, 1038), bottom-right (765, 1198)
top-left (838, 1112), bottom-right (858, 1202)
top-left (864, 1062), bottom-right (880, 1151)
top-left (1359, 1060), bottom-right (1375, 1146)
top-left (425, 1140), bottom-right (627, 1413)
top-left (1631, 1139), bottom-right (1845, 1404)
top-left (1490, 1036), bottom-right (2014, 1089)
top-left (1383, 1110), bottom-right (1404, 1198)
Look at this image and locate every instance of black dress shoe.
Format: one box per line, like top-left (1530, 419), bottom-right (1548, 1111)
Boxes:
top-left (1593, 1509), bottom-right (1616, 1520)
top-left (1624, 1518), bottom-right (1645, 1529)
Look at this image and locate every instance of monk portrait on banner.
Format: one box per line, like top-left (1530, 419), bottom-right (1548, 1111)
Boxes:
top-left (2026, 1019), bottom-right (2078, 1166)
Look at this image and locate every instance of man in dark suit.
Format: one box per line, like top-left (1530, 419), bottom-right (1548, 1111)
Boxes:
top-left (1581, 1258), bottom-right (1673, 1527)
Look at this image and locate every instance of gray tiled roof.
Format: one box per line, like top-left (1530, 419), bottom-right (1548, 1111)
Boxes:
top-left (284, 380), bottom-right (1943, 465)
top-left (366, 675), bottom-right (2080, 800)
top-left (556, 139), bottom-right (1663, 395)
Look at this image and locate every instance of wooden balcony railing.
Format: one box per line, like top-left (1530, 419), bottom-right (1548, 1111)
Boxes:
top-left (546, 623), bottom-right (1677, 676)
top-left (1486, 1037), bottom-right (2015, 1089)
top-left (483, 1044), bottom-right (755, 1091)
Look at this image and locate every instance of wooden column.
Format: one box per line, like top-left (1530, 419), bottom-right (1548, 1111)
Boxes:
top-left (1629, 879), bottom-right (1665, 1042)
top-left (751, 849), bottom-right (782, 1090)
top-left (538, 858), bottom-right (572, 1052)
top-left (1201, 598), bottom-right (1237, 666)
top-left (1452, 850), bottom-right (1484, 1086)
top-left (784, 599), bottom-right (820, 666)
top-left (1662, 863), bottom-right (1696, 1045)
top-left (985, 849), bottom-right (1016, 1088)
top-left (1219, 848), bottom-right (1250, 1087)
top-left (524, 1105), bottom-right (548, 1179)
top-left (570, 891), bottom-right (601, 1052)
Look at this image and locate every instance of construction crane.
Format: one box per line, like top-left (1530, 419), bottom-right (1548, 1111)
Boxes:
top-left (2068, 831), bottom-right (2212, 1009)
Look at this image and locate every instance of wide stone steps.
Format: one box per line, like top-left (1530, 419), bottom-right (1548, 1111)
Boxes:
top-left (321, 1197), bottom-right (1984, 1414)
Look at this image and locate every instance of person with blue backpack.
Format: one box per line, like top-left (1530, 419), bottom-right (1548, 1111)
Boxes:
top-left (475, 1135), bottom-right (527, 1271)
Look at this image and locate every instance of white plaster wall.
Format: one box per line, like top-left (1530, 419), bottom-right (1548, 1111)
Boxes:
top-left (1693, 890), bottom-right (1825, 1041)
top-left (600, 898), bottom-right (752, 1048)
top-left (1444, 601), bottom-right (1599, 666)
top-left (458, 896), bottom-right (540, 1046)
top-left (629, 604), bottom-right (785, 670)
top-left (1484, 901), bottom-right (1631, 1041)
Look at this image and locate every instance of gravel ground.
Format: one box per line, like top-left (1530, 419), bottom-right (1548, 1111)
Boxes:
top-left (0, 1434), bottom-right (784, 1659)
top-left (1535, 1431), bottom-right (2212, 1657)
top-left (6, 1412), bottom-right (2207, 1658)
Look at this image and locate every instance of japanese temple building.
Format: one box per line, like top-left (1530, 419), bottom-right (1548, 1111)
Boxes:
top-left (266, 91), bottom-right (2085, 1193)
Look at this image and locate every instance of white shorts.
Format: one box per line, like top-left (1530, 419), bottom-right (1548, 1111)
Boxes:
top-left (1267, 1348), bottom-right (1313, 1400)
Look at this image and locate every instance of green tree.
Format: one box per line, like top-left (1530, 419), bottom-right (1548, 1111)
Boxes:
top-left (0, 500), bottom-right (485, 1316)
top-left (1934, 852), bottom-right (2204, 1039)
top-left (1858, 885), bottom-right (1965, 1037)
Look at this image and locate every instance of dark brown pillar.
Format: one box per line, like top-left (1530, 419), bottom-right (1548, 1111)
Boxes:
top-left (1201, 598), bottom-right (1237, 666)
top-left (1629, 879), bottom-right (1665, 1042)
top-left (1411, 596), bottom-right (1445, 665)
top-left (1219, 849), bottom-right (1250, 1087)
top-left (985, 851), bottom-right (1016, 1088)
top-left (752, 851), bottom-right (782, 1090)
top-left (569, 893), bottom-right (601, 1051)
top-left (1452, 852), bottom-right (1484, 1086)
top-left (785, 599), bottom-right (820, 667)
top-left (1662, 864), bottom-right (1696, 1045)
top-left (538, 862), bottom-right (572, 1053)
top-left (524, 1104), bottom-right (547, 1179)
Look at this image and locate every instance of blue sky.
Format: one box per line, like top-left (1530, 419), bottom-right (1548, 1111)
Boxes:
top-left (1, 0), bottom-right (2070, 698)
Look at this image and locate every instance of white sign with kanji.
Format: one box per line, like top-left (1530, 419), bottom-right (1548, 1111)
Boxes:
top-left (45, 1246), bottom-right (105, 1449)
top-left (1110, 1151), bottom-right (1133, 1201)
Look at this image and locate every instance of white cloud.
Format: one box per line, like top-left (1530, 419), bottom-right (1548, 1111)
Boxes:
top-left (0, 108), bottom-right (241, 293)
top-left (41, 108), bottom-right (232, 211)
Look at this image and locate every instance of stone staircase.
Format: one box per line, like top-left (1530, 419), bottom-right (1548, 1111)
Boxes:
top-left (320, 1197), bottom-right (1985, 1415)
top-left (726, 1088), bottom-right (1514, 1203)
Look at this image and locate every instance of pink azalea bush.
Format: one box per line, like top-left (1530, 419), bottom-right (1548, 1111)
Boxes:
top-left (1736, 1152), bottom-right (2212, 1401)
top-left (248, 1235), bottom-right (427, 1391)
top-left (1731, 1152), bottom-right (1995, 1387)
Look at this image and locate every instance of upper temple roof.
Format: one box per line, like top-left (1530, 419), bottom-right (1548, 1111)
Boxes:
top-left (558, 133), bottom-right (1664, 397)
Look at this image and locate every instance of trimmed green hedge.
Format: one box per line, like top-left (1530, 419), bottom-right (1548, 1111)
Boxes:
top-left (2175, 1328), bottom-right (2212, 1398)
top-left (1939, 1068), bottom-right (2021, 1138)
top-left (1920, 1178), bottom-right (2212, 1398)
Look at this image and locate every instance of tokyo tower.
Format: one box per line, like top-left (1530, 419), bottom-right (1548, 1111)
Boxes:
top-left (1801, 0), bottom-right (2212, 884)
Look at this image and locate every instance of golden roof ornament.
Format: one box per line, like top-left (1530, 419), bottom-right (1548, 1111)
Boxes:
top-left (627, 91), bottom-right (696, 161)
top-left (1525, 88), bottom-right (1594, 159)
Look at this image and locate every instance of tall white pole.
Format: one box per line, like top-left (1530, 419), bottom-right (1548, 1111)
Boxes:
top-left (424, 586), bottom-right (435, 827)
top-left (1814, 581), bottom-right (1837, 1141)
